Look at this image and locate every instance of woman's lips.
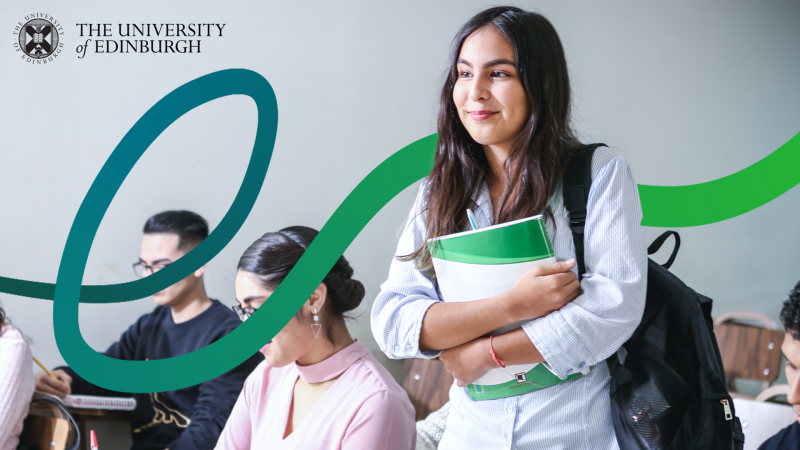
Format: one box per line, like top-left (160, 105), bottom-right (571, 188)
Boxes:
top-left (468, 110), bottom-right (497, 121)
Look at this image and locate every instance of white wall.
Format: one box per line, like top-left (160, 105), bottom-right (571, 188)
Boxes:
top-left (2, 0), bottom-right (798, 392)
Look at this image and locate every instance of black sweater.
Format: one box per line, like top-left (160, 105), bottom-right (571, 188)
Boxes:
top-left (758, 420), bottom-right (799, 450)
top-left (60, 300), bottom-right (263, 450)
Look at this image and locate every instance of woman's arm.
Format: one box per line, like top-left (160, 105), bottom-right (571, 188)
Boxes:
top-left (438, 328), bottom-right (543, 386)
top-left (520, 150), bottom-right (647, 379)
top-left (440, 150), bottom-right (647, 385)
top-left (419, 260), bottom-right (580, 352)
top-left (372, 184), bottom-right (581, 360)
top-left (0, 330), bottom-right (34, 446)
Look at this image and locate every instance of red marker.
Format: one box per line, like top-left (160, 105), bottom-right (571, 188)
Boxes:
top-left (90, 430), bottom-right (99, 450)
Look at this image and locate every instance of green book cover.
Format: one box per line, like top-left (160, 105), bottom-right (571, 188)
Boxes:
top-left (428, 215), bottom-right (582, 400)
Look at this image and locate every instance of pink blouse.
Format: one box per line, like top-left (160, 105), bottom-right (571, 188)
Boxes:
top-left (215, 340), bottom-right (416, 450)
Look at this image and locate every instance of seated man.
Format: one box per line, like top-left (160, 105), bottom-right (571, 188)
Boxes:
top-left (759, 279), bottom-right (800, 450)
top-left (34, 210), bottom-right (263, 450)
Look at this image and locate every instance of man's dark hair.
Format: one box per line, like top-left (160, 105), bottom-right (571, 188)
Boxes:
top-left (781, 280), bottom-right (800, 340)
top-left (143, 210), bottom-right (209, 251)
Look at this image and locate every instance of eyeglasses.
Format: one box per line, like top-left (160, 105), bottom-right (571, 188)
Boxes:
top-left (232, 304), bottom-right (257, 322)
top-left (132, 261), bottom-right (171, 278)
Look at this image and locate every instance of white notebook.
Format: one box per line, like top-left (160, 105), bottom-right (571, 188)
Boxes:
top-left (35, 392), bottom-right (137, 411)
top-left (62, 394), bottom-right (137, 410)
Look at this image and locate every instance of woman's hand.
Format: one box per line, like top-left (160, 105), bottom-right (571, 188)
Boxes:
top-left (439, 337), bottom-right (495, 387)
top-left (501, 259), bottom-right (581, 322)
top-left (34, 369), bottom-right (72, 397)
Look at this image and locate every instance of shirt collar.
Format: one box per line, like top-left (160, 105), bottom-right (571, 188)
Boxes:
top-left (470, 180), bottom-right (491, 210)
top-left (295, 339), bottom-right (369, 383)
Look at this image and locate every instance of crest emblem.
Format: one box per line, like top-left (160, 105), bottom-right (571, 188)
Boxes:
top-left (18, 18), bottom-right (60, 59)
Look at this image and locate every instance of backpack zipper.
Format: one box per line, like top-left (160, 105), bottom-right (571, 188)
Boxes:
top-left (720, 399), bottom-right (732, 420)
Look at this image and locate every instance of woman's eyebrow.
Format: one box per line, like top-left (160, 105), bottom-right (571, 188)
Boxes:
top-left (242, 296), bottom-right (266, 304)
top-left (456, 58), bottom-right (516, 68)
top-left (484, 58), bottom-right (516, 67)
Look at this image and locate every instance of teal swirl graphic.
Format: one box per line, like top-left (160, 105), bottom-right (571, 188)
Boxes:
top-left (0, 68), bottom-right (797, 392)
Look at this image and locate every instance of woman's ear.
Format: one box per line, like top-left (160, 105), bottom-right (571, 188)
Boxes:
top-left (307, 283), bottom-right (328, 312)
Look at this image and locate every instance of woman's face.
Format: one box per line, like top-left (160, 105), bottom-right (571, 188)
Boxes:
top-left (235, 270), bottom-right (318, 368)
top-left (453, 26), bottom-right (530, 151)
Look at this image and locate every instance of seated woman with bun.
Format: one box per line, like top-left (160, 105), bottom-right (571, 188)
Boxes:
top-left (215, 226), bottom-right (416, 450)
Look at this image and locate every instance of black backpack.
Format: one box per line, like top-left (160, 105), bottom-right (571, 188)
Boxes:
top-left (562, 144), bottom-right (746, 450)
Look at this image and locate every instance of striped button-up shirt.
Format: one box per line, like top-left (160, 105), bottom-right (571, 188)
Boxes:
top-left (371, 147), bottom-right (647, 450)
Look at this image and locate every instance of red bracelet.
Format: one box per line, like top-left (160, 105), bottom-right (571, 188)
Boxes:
top-left (489, 335), bottom-right (506, 368)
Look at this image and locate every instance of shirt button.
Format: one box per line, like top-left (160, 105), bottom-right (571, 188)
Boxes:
top-left (507, 407), bottom-right (514, 413)
top-left (405, 344), bottom-right (413, 353)
top-left (566, 368), bottom-right (573, 374)
top-left (579, 361), bottom-right (586, 369)
top-left (394, 345), bottom-right (400, 353)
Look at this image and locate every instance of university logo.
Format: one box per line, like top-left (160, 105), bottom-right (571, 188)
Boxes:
top-left (14, 14), bottom-right (64, 64)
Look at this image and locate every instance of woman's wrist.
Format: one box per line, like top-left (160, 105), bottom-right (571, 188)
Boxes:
top-left (491, 291), bottom-right (520, 325)
top-left (479, 337), bottom-right (497, 371)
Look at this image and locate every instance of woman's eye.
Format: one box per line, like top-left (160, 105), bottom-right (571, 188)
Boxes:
top-left (459, 70), bottom-right (472, 78)
top-left (491, 71), bottom-right (509, 77)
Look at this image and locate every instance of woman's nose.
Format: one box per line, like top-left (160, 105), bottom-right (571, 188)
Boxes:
top-left (468, 73), bottom-right (491, 102)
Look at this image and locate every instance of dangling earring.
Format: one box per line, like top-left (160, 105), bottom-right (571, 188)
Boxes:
top-left (311, 307), bottom-right (321, 338)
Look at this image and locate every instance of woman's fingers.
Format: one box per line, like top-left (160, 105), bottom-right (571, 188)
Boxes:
top-left (54, 369), bottom-right (72, 387)
top-left (528, 259), bottom-right (576, 278)
top-left (561, 280), bottom-right (582, 304)
top-left (36, 374), bottom-right (70, 397)
top-left (552, 271), bottom-right (577, 287)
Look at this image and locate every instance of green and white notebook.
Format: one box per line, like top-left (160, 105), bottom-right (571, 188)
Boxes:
top-left (428, 215), bottom-right (582, 401)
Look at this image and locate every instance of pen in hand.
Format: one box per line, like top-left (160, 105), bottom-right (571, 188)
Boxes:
top-left (32, 355), bottom-right (58, 380)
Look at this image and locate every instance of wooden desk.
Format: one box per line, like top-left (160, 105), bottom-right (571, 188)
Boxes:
top-left (66, 408), bottom-right (131, 450)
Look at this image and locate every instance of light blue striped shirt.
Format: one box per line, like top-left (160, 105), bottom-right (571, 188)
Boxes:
top-left (371, 147), bottom-right (647, 450)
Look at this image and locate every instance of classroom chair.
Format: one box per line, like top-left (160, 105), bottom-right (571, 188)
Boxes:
top-left (402, 358), bottom-right (453, 421)
top-left (713, 311), bottom-right (785, 397)
top-left (733, 386), bottom-right (795, 450)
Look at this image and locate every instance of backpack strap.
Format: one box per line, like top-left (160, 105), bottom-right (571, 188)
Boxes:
top-left (562, 143), bottom-right (606, 280)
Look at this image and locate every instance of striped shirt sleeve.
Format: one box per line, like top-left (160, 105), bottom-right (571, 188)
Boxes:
top-left (371, 182), bottom-right (443, 360)
top-left (522, 150), bottom-right (648, 379)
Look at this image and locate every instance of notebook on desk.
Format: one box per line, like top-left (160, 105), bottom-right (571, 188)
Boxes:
top-left (34, 391), bottom-right (137, 411)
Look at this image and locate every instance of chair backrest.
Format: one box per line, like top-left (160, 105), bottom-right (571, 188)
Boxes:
top-left (754, 384), bottom-right (790, 403)
top-left (401, 358), bottom-right (453, 421)
top-left (714, 322), bottom-right (784, 384)
top-left (713, 311), bottom-right (775, 329)
top-left (732, 397), bottom-right (796, 450)
top-left (19, 399), bottom-right (79, 450)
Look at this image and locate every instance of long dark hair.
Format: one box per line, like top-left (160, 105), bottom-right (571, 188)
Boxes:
top-left (238, 226), bottom-right (365, 342)
top-left (409, 7), bottom-right (581, 270)
top-left (0, 306), bottom-right (5, 328)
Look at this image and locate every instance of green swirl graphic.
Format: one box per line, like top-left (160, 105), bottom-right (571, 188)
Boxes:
top-left (0, 68), bottom-right (797, 392)
top-left (639, 131), bottom-right (800, 227)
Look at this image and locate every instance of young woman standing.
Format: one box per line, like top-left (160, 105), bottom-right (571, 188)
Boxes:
top-left (372, 7), bottom-right (647, 449)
